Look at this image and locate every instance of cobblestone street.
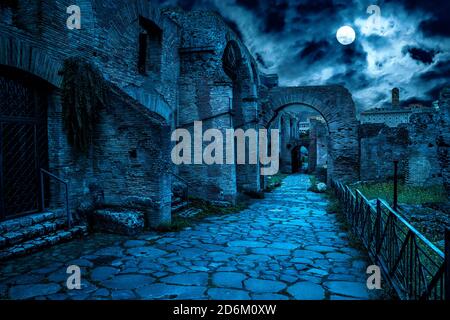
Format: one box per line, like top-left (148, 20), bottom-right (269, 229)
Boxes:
top-left (0, 175), bottom-right (384, 300)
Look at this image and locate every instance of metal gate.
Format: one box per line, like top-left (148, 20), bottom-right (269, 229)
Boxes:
top-left (0, 68), bottom-right (49, 220)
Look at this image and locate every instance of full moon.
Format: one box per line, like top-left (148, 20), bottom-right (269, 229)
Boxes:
top-left (336, 26), bottom-right (356, 45)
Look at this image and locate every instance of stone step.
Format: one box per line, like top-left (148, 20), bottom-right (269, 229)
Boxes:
top-left (0, 218), bottom-right (67, 249)
top-left (0, 211), bottom-right (65, 234)
top-left (91, 209), bottom-right (144, 236)
top-left (171, 196), bottom-right (183, 205)
top-left (171, 201), bottom-right (189, 213)
top-left (0, 224), bottom-right (88, 261)
top-left (177, 208), bottom-right (203, 218)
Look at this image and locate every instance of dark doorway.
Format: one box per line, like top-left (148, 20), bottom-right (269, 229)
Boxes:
top-left (291, 146), bottom-right (301, 173)
top-left (0, 66), bottom-right (49, 220)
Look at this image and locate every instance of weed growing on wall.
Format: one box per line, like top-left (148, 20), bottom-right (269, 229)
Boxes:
top-left (62, 58), bottom-right (108, 152)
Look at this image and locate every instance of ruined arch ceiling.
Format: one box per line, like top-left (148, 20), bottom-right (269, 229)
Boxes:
top-left (264, 85), bottom-right (358, 132)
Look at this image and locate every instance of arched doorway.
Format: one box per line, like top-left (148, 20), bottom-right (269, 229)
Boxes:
top-left (291, 144), bottom-right (309, 174)
top-left (291, 145), bottom-right (301, 173)
top-left (264, 86), bottom-right (359, 183)
top-left (0, 66), bottom-right (50, 219)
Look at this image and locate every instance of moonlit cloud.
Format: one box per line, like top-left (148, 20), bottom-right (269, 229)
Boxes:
top-left (156, 0), bottom-right (450, 112)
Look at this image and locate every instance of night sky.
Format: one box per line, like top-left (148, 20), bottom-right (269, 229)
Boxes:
top-left (156, 0), bottom-right (450, 112)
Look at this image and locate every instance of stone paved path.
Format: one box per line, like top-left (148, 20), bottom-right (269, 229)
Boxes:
top-left (0, 174), bottom-right (385, 300)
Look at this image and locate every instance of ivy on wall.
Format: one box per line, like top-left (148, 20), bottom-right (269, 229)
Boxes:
top-left (62, 58), bottom-right (108, 152)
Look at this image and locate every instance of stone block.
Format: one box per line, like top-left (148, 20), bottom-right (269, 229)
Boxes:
top-left (91, 210), bottom-right (145, 236)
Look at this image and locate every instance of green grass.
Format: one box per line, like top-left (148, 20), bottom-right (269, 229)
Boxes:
top-left (266, 173), bottom-right (288, 192)
top-left (308, 175), bottom-right (318, 192)
top-left (350, 182), bottom-right (447, 205)
top-left (324, 190), bottom-right (366, 252)
top-left (324, 193), bottom-right (399, 299)
top-left (155, 219), bottom-right (191, 232)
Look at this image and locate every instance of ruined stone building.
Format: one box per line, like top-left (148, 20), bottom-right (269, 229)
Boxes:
top-left (359, 88), bottom-right (450, 189)
top-left (274, 111), bottom-right (328, 176)
top-left (360, 88), bottom-right (437, 127)
top-left (3, 0), bottom-right (446, 260)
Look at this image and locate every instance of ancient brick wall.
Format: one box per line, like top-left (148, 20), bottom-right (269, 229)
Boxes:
top-left (1, 0), bottom-right (180, 119)
top-left (0, 0), bottom-right (179, 226)
top-left (359, 124), bottom-right (409, 181)
top-left (309, 119), bottom-right (328, 172)
top-left (166, 8), bottom-right (261, 202)
top-left (407, 112), bottom-right (443, 186)
top-left (359, 113), bottom-right (444, 187)
top-left (437, 87), bottom-right (450, 197)
top-left (279, 113), bottom-right (292, 173)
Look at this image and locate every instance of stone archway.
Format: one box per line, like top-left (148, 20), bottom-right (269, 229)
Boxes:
top-left (0, 38), bottom-right (63, 88)
top-left (265, 86), bottom-right (359, 183)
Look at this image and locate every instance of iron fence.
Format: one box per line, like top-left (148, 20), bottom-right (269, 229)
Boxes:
top-left (331, 180), bottom-right (448, 300)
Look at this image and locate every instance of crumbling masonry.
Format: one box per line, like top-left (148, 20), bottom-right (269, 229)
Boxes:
top-left (1, 1), bottom-right (448, 259)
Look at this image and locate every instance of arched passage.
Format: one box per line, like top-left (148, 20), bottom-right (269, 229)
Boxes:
top-left (264, 86), bottom-right (359, 183)
top-left (291, 145), bottom-right (302, 173)
top-left (291, 137), bottom-right (311, 174)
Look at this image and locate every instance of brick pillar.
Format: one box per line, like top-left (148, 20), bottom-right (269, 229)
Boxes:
top-left (235, 100), bottom-right (261, 193)
top-left (280, 114), bottom-right (292, 173)
top-left (146, 173), bottom-right (172, 228)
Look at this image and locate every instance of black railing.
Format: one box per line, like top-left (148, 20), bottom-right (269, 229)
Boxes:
top-left (332, 180), bottom-right (448, 300)
top-left (40, 168), bottom-right (72, 228)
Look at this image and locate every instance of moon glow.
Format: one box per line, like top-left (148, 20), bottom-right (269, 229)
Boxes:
top-left (336, 26), bottom-right (356, 45)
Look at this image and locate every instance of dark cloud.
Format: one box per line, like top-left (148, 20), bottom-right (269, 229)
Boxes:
top-left (255, 53), bottom-right (268, 68)
top-left (418, 60), bottom-right (450, 81)
top-left (295, 0), bottom-right (344, 16)
top-left (235, 0), bottom-right (260, 11)
top-left (263, 1), bottom-right (288, 33)
top-left (399, 0), bottom-right (450, 37)
top-left (402, 97), bottom-right (432, 106)
top-left (222, 17), bottom-right (243, 40)
top-left (291, 0), bottom-right (346, 28)
top-left (327, 69), bottom-right (371, 90)
top-left (403, 46), bottom-right (437, 64)
top-left (420, 18), bottom-right (450, 37)
top-left (425, 85), bottom-right (449, 101)
top-left (337, 42), bottom-right (367, 65)
top-left (298, 40), bottom-right (332, 63)
top-left (156, 0), bottom-right (449, 109)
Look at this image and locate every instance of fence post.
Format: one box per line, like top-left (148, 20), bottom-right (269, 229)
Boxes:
top-left (445, 228), bottom-right (450, 301)
top-left (393, 160), bottom-right (399, 211)
top-left (375, 199), bottom-right (381, 257)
